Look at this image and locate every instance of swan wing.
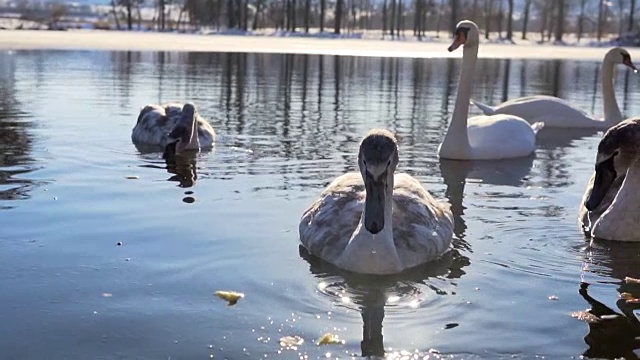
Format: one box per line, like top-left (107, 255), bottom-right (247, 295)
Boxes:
top-left (467, 114), bottom-right (537, 159)
top-left (132, 104), bottom-right (179, 145)
top-left (391, 174), bottom-right (454, 267)
top-left (482, 96), bottom-right (598, 127)
top-left (299, 173), bottom-right (364, 262)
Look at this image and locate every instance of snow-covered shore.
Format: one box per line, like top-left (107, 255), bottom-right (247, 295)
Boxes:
top-left (0, 28), bottom-right (635, 60)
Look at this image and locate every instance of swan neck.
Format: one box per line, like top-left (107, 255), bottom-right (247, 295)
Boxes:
top-left (602, 59), bottom-right (622, 125)
top-left (442, 45), bottom-right (476, 157)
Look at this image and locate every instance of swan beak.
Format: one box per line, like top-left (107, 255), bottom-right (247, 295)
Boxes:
top-left (364, 170), bottom-right (386, 234)
top-left (623, 58), bottom-right (638, 72)
top-left (448, 33), bottom-right (466, 52)
top-left (585, 156), bottom-right (617, 211)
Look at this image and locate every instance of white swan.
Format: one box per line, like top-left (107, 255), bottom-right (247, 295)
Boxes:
top-left (580, 118), bottom-right (640, 241)
top-left (131, 102), bottom-right (215, 156)
top-left (299, 129), bottom-right (454, 275)
top-left (471, 47), bottom-right (637, 129)
top-left (439, 20), bottom-right (544, 160)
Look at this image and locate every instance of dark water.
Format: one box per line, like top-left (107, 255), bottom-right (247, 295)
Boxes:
top-left (1, 50), bottom-right (640, 359)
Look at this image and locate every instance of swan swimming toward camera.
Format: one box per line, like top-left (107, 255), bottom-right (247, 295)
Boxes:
top-left (580, 118), bottom-right (640, 241)
top-left (299, 129), bottom-right (454, 275)
top-left (131, 102), bottom-right (215, 156)
top-left (471, 47), bottom-right (638, 129)
top-left (439, 20), bottom-right (543, 161)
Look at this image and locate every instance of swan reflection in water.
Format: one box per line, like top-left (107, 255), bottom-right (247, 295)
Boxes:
top-left (299, 245), bottom-right (467, 358)
top-left (577, 241), bottom-right (640, 359)
top-left (134, 141), bottom-right (202, 188)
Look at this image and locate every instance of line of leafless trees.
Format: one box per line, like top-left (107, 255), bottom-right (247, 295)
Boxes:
top-left (38, 0), bottom-right (640, 42)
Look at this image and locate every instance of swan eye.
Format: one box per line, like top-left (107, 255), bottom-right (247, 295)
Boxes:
top-left (363, 159), bottom-right (367, 166)
top-left (387, 160), bottom-right (391, 167)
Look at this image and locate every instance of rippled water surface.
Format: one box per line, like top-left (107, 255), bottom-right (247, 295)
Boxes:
top-left (2, 50), bottom-right (640, 359)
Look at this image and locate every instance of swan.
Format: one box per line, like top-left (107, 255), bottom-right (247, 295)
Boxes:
top-left (579, 118), bottom-right (640, 241)
top-left (299, 129), bottom-right (454, 275)
top-left (439, 20), bottom-right (544, 160)
top-left (131, 102), bottom-right (215, 156)
top-left (471, 47), bottom-right (638, 129)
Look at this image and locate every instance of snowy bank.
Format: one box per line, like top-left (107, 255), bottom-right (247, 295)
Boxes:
top-left (0, 29), bottom-right (636, 61)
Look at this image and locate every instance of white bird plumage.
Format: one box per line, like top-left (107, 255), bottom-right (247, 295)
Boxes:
top-left (131, 102), bottom-right (215, 155)
top-left (439, 20), bottom-right (543, 161)
top-left (580, 118), bottom-right (640, 241)
top-left (299, 129), bottom-right (454, 275)
top-left (471, 47), bottom-right (638, 129)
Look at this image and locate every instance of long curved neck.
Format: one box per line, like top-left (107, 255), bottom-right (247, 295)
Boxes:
top-left (601, 59), bottom-right (622, 125)
top-left (441, 45), bottom-right (476, 158)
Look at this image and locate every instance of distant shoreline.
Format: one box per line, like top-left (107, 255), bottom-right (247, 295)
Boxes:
top-left (0, 29), bottom-right (632, 60)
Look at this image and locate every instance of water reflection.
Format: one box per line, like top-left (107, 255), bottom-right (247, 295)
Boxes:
top-left (299, 244), bottom-right (465, 358)
top-left (579, 241), bottom-right (640, 358)
top-left (0, 52), bottom-right (37, 209)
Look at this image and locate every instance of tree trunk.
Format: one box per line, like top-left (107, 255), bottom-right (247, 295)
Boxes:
top-left (334, 0), bottom-right (343, 34)
top-left (126, 0), bottom-right (132, 30)
top-left (506, 0), bottom-right (513, 40)
top-left (497, 0), bottom-right (503, 38)
top-left (111, 0), bottom-right (121, 30)
top-left (630, 0), bottom-right (636, 32)
top-left (450, 0), bottom-right (458, 31)
top-left (436, 0), bottom-right (445, 37)
top-left (304, 0), bottom-right (310, 33)
top-left (382, 0), bottom-right (387, 36)
top-left (521, 0), bottom-right (531, 39)
top-left (471, 0), bottom-right (478, 19)
top-left (159, 0), bottom-right (165, 30)
top-left (291, 0), bottom-right (297, 32)
top-left (485, 0), bottom-right (493, 39)
top-left (252, 0), bottom-right (263, 30)
top-left (577, 0), bottom-right (586, 41)
top-left (390, 0), bottom-right (395, 37)
top-left (414, 0), bottom-right (421, 37)
top-left (539, 0), bottom-right (548, 42)
top-left (397, 0), bottom-right (402, 36)
top-left (320, 0), bottom-right (325, 32)
top-left (597, 0), bottom-right (604, 42)
top-left (554, 0), bottom-right (565, 42)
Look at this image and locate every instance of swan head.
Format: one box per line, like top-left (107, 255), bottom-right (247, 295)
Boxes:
top-left (358, 129), bottom-right (399, 235)
top-left (165, 103), bottom-right (199, 156)
top-left (604, 47), bottom-right (637, 72)
top-left (585, 119), bottom-right (640, 211)
top-left (448, 20), bottom-right (480, 52)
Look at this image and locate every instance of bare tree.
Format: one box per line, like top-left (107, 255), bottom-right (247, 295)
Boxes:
top-left (304, 0), bottom-right (310, 33)
top-left (506, 0), bottom-right (514, 40)
top-left (630, 0), bottom-right (637, 31)
top-left (485, 0), bottom-right (494, 39)
top-left (577, 0), bottom-right (587, 41)
top-left (450, 0), bottom-right (458, 31)
top-left (335, 0), bottom-right (344, 34)
top-left (320, 0), bottom-right (326, 32)
top-left (554, 0), bottom-right (565, 42)
top-left (521, 0), bottom-right (532, 39)
top-left (597, 0), bottom-right (604, 41)
top-left (111, 0), bottom-right (121, 30)
top-left (159, 0), bottom-right (166, 30)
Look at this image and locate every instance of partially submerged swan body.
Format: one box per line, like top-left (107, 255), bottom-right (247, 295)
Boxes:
top-left (439, 20), bottom-right (543, 161)
top-left (299, 129), bottom-right (454, 275)
top-left (131, 102), bottom-right (215, 156)
top-left (472, 47), bottom-right (638, 129)
top-left (580, 118), bottom-right (640, 241)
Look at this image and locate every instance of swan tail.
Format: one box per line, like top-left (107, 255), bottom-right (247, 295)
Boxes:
top-left (531, 121), bottom-right (545, 135)
top-left (470, 99), bottom-right (496, 115)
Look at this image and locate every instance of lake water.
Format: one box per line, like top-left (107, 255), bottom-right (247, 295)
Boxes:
top-left (1, 49), bottom-right (640, 359)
